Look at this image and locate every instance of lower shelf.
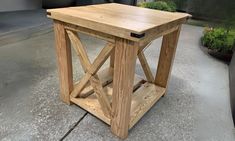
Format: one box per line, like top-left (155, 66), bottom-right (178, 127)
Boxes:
top-left (70, 69), bottom-right (166, 129)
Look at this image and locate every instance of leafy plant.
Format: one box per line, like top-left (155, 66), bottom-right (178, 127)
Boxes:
top-left (202, 27), bottom-right (235, 53)
top-left (139, 1), bottom-right (176, 12)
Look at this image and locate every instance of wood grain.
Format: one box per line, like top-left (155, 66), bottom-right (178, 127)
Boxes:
top-left (155, 27), bottom-right (181, 88)
top-left (109, 48), bottom-right (115, 69)
top-left (70, 71), bottom-right (145, 127)
top-left (47, 3), bottom-right (190, 41)
top-left (71, 73), bottom-right (91, 98)
top-left (138, 51), bottom-right (154, 82)
top-left (65, 23), bottom-right (115, 43)
top-left (88, 42), bottom-right (114, 74)
top-left (139, 25), bottom-right (180, 47)
top-left (50, 3), bottom-right (189, 139)
top-left (90, 75), bottom-right (112, 118)
top-left (111, 38), bottom-right (139, 139)
top-left (66, 30), bottom-right (91, 72)
top-left (67, 31), bottom-right (114, 98)
top-left (138, 41), bottom-right (152, 54)
top-left (78, 68), bottom-right (113, 98)
top-left (129, 83), bottom-right (165, 128)
top-left (53, 20), bottom-right (73, 104)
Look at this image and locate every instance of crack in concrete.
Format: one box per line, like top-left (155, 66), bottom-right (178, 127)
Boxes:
top-left (60, 112), bottom-right (88, 141)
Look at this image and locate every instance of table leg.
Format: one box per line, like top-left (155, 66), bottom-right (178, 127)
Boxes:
top-left (155, 26), bottom-right (181, 89)
top-left (54, 20), bottom-right (73, 104)
top-left (111, 38), bottom-right (138, 139)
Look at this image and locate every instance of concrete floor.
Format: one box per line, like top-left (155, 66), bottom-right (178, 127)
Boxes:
top-left (0, 9), bottom-right (51, 35)
top-left (0, 11), bottom-right (235, 141)
top-left (0, 10), bottom-right (52, 47)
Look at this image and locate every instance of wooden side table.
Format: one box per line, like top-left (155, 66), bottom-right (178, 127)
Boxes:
top-left (47, 3), bottom-right (190, 139)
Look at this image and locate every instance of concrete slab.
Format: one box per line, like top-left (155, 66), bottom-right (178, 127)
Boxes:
top-left (0, 9), bottom-right (52, 47)
top-left (0, 32), bottom-right (88, 140)
top-left (0, 9), bottom-right (51, 35)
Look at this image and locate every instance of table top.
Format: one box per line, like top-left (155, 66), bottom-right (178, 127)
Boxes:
top-left (48, 3), bottom-right (190, 40)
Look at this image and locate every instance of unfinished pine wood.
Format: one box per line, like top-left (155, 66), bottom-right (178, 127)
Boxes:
top-left (70, 42), bottom-right (113, 97)
top-left (53, 20), bottom-right (73, 104)
top-left (88, 42), bottom-right (114, 74)
top-left (138, 51), bottom-right (154, 82)
top-left (66, 31), bottom-right (114, 117)
top-left (138, 41), bottom-right (152, 54)
top-left (155, 27), bottom-right (181, 88)
top-left (71, 73), bottom-right (91, 98)
top-left (67, 30), bottom-right (91, 71)
top-left (67, 30), bottom-right (114, 74)
top-left (90, 75), bottom-right (112, 118)
top-left (139, 24), bottom-right (182, 47)
top-left (47, 3), bottom-right (190, 41)
top-left (109, 48), bottom-right (115, 69)
top-left (50, 3), bottom-right (190, 139)
top-left (111, 38), bottom-right (139, 139)
top-left (71, 73), bottom-right (165, 129)
top-left (68, 31), bottom-right (114, 98)
top-left (65, 23), bottom-right (115, 43)
top-left (78, 68), bottom-right (113, 98)
top-left (129, 83), bottom-right (165, 128)
top-left (70, 71), bottom-right (145, 126)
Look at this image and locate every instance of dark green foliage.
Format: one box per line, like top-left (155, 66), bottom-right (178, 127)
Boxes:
top-left (162, 0), bottom-right (177, 11)
top-left (202, 27), bottom-right (235, 53)
top-left (139, 1), bottom-right (176, 12)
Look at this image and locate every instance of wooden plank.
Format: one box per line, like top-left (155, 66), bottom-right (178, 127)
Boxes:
top-left (79, 68), bottom-right (146, 98)
top-left (70, 96), bottom-right (111, 125)
top-left (48, 3), bottom-right (190, 33)
top-left (47, 3), bottom-right (190, 41)
top-left (155, 27), bottom-right (181, 88)
top-left (71, 73), bottom-right (91, 98)
top-left (66, 30), bottom-right (91, 71)
top-left (65, 23), bottom-right (115, 43)
top-left (70, 41), bottom-right (114, 98)
top-left (138, 41), bottom-right (152, 54)
top-left (109, 47), bottom-right (115, 69)
top-left (79, 68), bottom-right (113, 98)
top-left (138, 51), bottom-right (154, 83)
top-left (88, 42), bottom-right (114, 74)
top-left (139, 24), bottom-right (181, 47)
top-left (111, 38), bottom-right (138, 139)
top-left (129, 83), bottom-right (165, 128)
top-left (53, 20), bottom-right (73, 104)
top-left (70, 74), bottom-right (145, 126)
top-left (90, 75), bottom-right (112, 118)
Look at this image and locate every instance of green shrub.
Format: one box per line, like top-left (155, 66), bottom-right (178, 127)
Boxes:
top-left (139, 1), bottom-right (176, 12)
top-left (163, 0), bottom-right (177, 11)
top-left (202, 27), bottom-right (235, 53)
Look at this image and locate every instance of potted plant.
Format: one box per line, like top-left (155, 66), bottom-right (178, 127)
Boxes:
top-left (201, 27), bottom-right (235, 62)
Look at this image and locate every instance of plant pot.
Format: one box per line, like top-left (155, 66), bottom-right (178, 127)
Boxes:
top-left (200, 44), bottom-right (233, 63)
top-left (208, 49), bottom-right (233, 62)
top-left (42, 0), bottom-right (75, 8)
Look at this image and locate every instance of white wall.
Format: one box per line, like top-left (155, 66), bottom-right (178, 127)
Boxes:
top-left (0, 0), bottom-right (42, 12)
